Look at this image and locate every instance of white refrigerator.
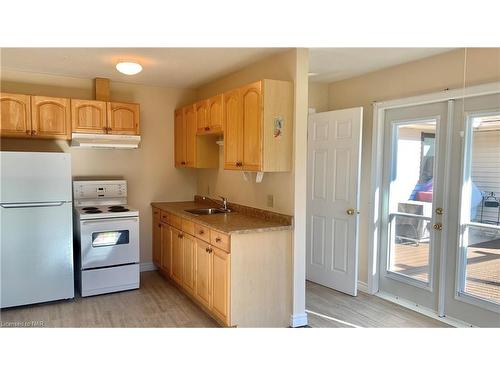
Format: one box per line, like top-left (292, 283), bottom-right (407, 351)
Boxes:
top-left (1, 151), bottom-right (74, 308)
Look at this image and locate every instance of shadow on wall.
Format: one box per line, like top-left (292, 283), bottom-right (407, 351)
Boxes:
top-left (0, 138), bottom-right (65, 152)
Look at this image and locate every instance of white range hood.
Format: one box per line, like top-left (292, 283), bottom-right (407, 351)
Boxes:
top-left (71, 133), bottom-right (141, 149)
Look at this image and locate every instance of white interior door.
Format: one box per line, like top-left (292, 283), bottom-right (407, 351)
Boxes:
top-left (306, 107), bottom-right (363, 296)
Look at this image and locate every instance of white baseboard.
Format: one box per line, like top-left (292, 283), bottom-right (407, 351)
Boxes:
top-left (140, 262), bottom-right (157, 272)
top-left (376, 291), bottom-right (475, 327)
top-left (357, 280), bottom-right (370, 294)
top-left (290, 313), bottom-right (309, 327)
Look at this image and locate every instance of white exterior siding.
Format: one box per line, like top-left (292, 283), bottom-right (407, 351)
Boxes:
top-left (471, 130), bottom-right (500, 224)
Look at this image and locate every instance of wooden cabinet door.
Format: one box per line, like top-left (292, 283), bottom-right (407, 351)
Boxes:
top-left (161, 224), bottom-right (172, 275)
top-left (174, 108), bottom-right (186, 167)
top-left (0, 93), bottom-right (32, 137)
top-left (195, 100), bottom-right (209, 134)
top-left (207, 94), bottom-right (223, 133)
top-left (211, 247), bottom-right (230, 324)
top-left (107, 102), bottom-right (140, 135)
top-left (71, 99), bottom-right (107, 133)
top-left (195, 239), bottom-right (212, 309)
top-left (223, 89), bottom-right (243, 170)
top-left (241, 81), bottom-right (262, 171)
top-left (31, 96), bottom-right (71, 139)
top-left (184, 105), bottom-right (197, 168)
top-left (152, 217), bottom-right (162, 267)
top-left (171, 227), bottom-right (184, 285)
top-left (182, 233), bottom-right (196, 294)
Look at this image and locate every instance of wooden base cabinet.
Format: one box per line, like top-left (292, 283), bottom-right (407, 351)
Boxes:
top-left (211, 246), bottom-right (230, 324)
top-left (194, 239), bottom-right (212, 309)
top-left (152, 216), bottom-right (162, 267)
top-left (151, 206), bottom-right (292, 327)
top-left (171, 227), bottom-right (184, 285)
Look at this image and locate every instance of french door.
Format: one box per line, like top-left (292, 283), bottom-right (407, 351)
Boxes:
top-left (379, 102), bottom-right (449, 311)
top-left (378, 92), bottom-right (500, 326)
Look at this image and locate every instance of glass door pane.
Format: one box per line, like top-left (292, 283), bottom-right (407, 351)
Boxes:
top-left (458, 111), bottom-right (500, 307)
top-left (387, 119), bottom-right (437, 286)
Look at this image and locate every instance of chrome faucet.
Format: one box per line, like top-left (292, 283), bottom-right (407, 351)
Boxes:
top-left (219, 196), bottom-right (228, 211)
top-left (201, 195), bottom-right (231, 212)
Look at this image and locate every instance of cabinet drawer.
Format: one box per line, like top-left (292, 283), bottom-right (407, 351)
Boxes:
top-left (182, 219), bottom-right (195, 235)
top-left (210, 229), bottom-right (230, 252)
top-left (169, 214), bottom-right (182, 230)
top-left (160, 210), bottom-right (169, 224)
top-left (194, 223), bottom-right (211, 242)
top-left (153, 208), bottom-right (161, 221)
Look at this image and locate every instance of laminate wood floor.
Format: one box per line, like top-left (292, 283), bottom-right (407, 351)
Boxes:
top-left (306, 281), bottom-right (450, 328)
top-left (0, 271), bottom-right (218, 328)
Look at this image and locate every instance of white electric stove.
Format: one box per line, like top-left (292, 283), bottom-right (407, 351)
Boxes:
top-left (73, 180), bottom-right (140, 297)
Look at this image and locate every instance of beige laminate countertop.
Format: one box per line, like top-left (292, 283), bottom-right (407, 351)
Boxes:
top-left (151, 201), bottom-right (292, 234)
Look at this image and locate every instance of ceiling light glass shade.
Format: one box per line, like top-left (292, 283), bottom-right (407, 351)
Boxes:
top-left (116, 62), bottom-right (143, 75)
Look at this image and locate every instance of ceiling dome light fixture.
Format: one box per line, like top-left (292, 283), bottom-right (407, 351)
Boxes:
top-left (116, 61), bottom-right (143, 75)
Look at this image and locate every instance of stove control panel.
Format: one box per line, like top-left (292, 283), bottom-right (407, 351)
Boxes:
top-left (73, 180), bottom-right (127, 202)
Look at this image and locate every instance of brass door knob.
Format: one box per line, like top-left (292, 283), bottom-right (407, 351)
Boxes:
top-left (346, 208), bottom-right (356, 216)
top-left (433, 223), bottom-right (443, 231)
top-left (435, 207), bottom-right (444, 215)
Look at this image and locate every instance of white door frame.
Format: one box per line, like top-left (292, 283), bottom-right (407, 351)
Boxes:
top-left (367, 81), bottom-right (500, 318)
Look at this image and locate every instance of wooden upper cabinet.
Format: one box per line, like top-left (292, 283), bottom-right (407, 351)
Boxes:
top-left (207, 94), bottom-right (223, 133)
top-left (196, 94), bottom-right (223, 135)
top-left (107, 102), bottom-right (140, 135)
top-left (222, 79), bottom-right (292, 172)
top-left (223, 88), bottom-right (243, 170)
top-left (241, 81), bottom-right (262, 171)
top-left (195, 100), bottom-right (209, 134)
top-left (184, 105), bottom-right (197, 168)
top-left (71, 99), bottom-right (107, 134)
top-left (31, 96), bottom-right (71, 139)
top-left (174, 108), bottom-right (186, 167)
top-left (0, 93), bottom-right (31, 137)
top-left (211, 246), bottom-right (230, 325)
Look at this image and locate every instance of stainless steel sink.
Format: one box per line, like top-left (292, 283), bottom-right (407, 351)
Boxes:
top-left (184, 207), bottom-right (228, 215)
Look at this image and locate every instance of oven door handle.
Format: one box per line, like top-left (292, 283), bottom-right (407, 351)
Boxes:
top-left (81, 217), bottom-right (139, 225)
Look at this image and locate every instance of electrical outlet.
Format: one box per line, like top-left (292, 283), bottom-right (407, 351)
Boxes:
top-left (267, 194), bottom-right (274, 208)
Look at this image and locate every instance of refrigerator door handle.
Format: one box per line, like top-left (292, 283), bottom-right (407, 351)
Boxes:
top-left (0, 201), bottom-right (67, 208)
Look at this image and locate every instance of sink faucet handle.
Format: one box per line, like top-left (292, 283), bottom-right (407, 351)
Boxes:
top-left (219, 196), bottom-right (228, 210)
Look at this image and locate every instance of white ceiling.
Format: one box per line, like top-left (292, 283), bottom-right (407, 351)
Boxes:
top-left (309, 48), bottom-right (455, 83)
top-left (0, 48), bottom-right (285, 89)
top-left (0, 48), bottom-right (456, 89)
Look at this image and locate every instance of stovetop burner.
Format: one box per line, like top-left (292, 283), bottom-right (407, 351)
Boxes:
top-left (108, 208), bottom-right (130, 212)
top-left (82, 206), bottom-right (99, 211)
top-left (84, 209), bottom-right (102, 214)
top-left (108, 205), bottom-right (125, 209)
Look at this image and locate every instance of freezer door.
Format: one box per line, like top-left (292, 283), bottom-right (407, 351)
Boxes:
top-left (0, 202), bottom-right (74, 308)
top-left (0, 151), bottom-right (72, 203)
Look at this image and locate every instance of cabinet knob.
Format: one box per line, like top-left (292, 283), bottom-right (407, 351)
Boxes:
top-left (178, 234), bottom-right (183, 239)
top-left (205, 126), bottom-right (210, 131)
top-left (31, 130), bottom-right (37, 135)
top-left (215, 237), bottom-right (221, 242)
top-left (158, 224), bottom-right (161, 228)
top-left (199, 230), bottom-right (204, 235)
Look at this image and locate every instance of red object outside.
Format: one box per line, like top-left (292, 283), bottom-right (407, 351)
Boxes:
top-left (417, 191), bottom-right (433, 202)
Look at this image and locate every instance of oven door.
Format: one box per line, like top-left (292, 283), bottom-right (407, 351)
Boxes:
top-left (79, 216), bottom-right (139, 269)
